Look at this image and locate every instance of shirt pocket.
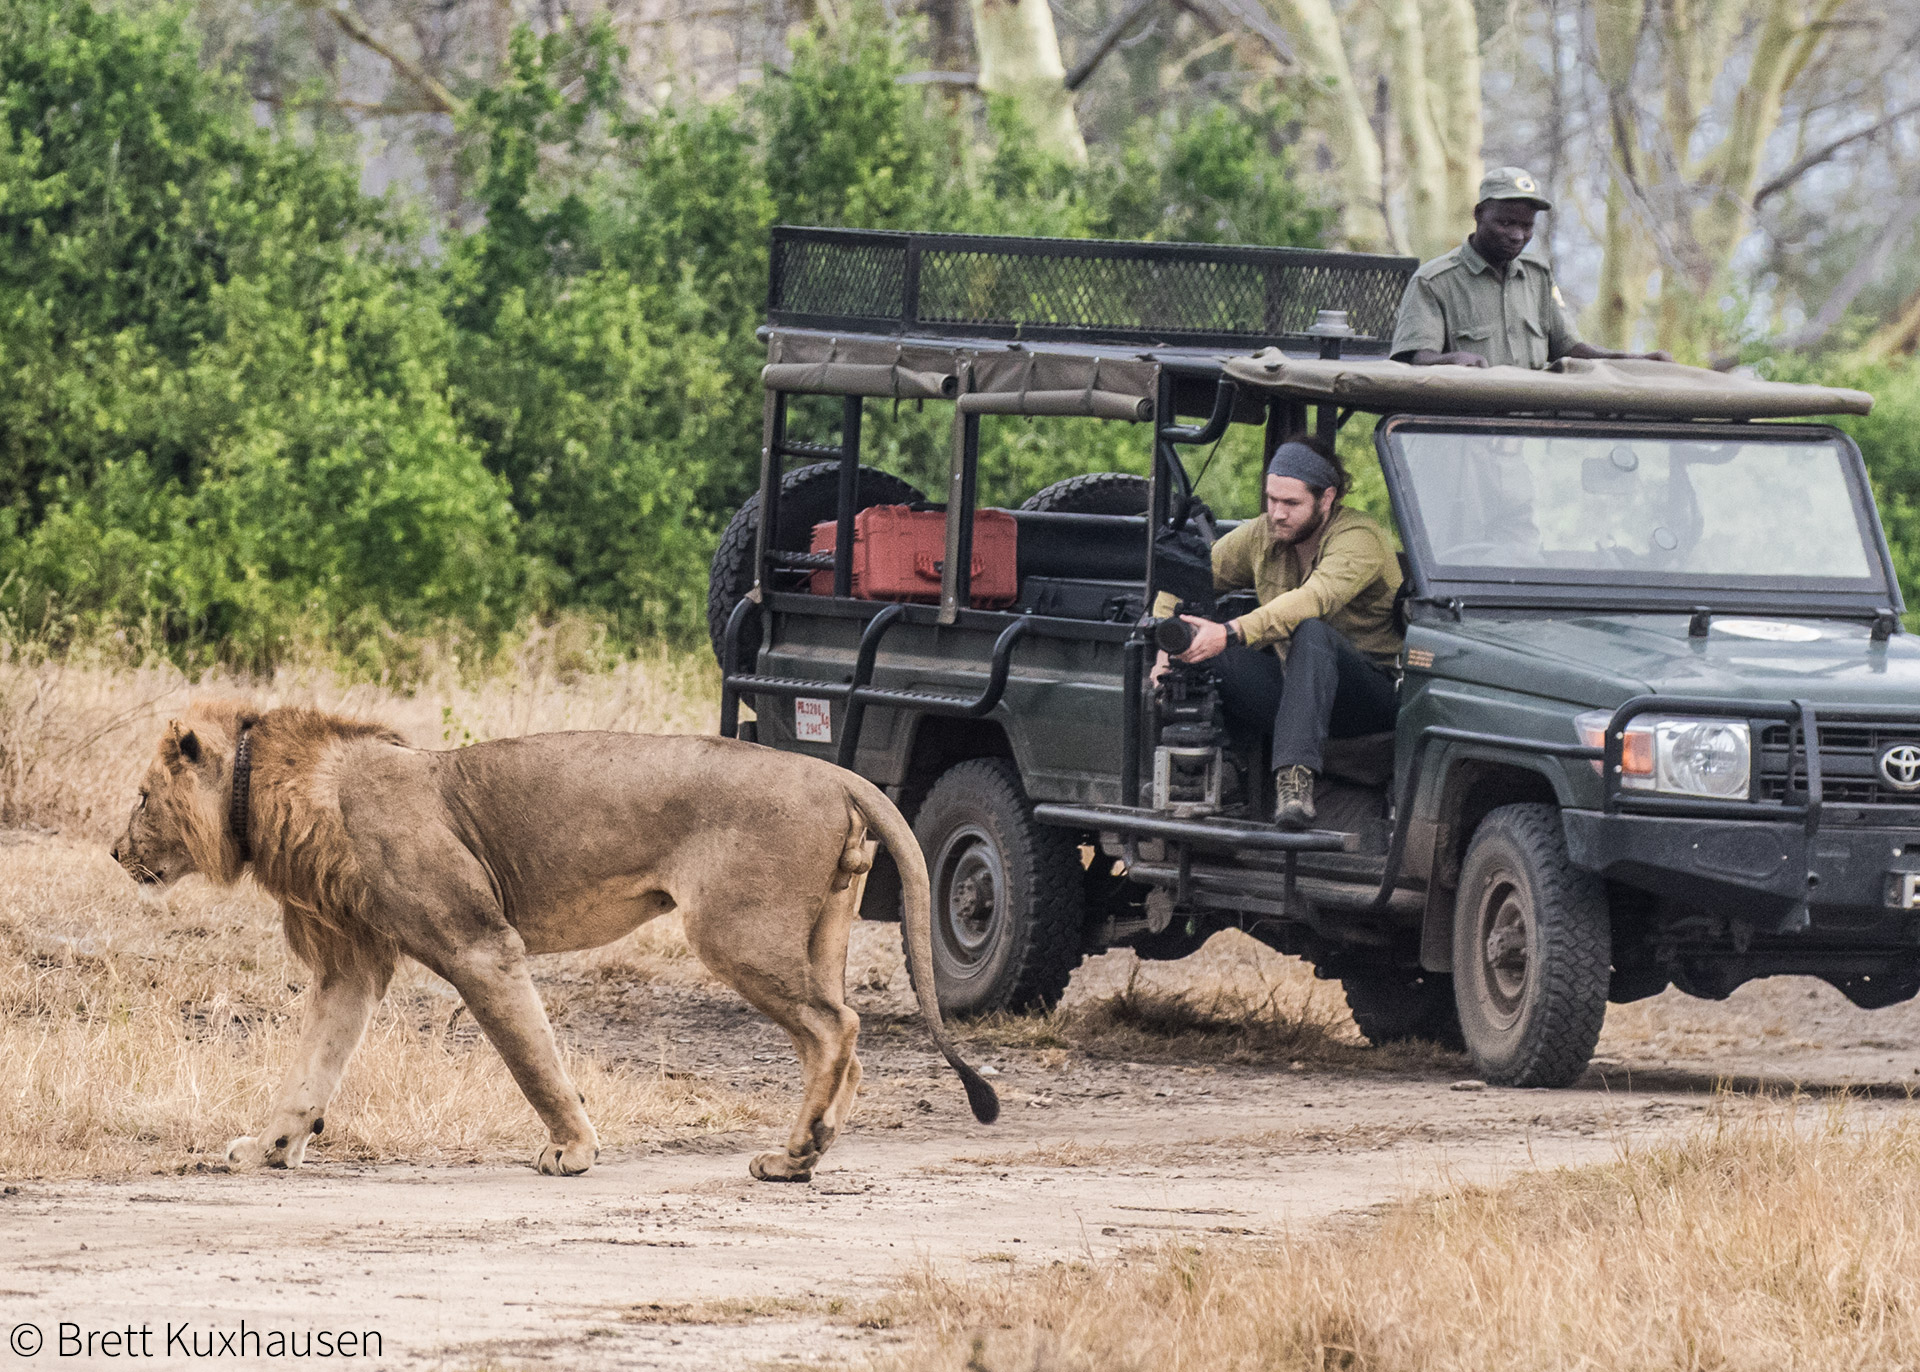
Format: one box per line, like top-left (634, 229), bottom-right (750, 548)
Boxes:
top-left (1523, 316), bottom-right (1548, 369)
top-left (1454, 324), bottom-right (1492, 350)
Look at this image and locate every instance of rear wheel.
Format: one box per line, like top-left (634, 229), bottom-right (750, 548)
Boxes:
top-left (1451, 804), bottom-right (1610, 1087)
top-left (1341, 971), bottom-right (1466, 1050)
top-left (909, 759), bottom-right (1085, 1016)
top-left (706, 462), bottom-right (923, 663)
top-left (1021, 472), bottom-right (1149, 515)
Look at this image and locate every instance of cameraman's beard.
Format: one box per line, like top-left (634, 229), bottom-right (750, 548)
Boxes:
top-left (1274, 504), bottom-right (1328, 548)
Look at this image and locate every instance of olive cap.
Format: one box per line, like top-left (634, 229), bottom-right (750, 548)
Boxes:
top-left (1476, 166), bottom-right (1551, 211)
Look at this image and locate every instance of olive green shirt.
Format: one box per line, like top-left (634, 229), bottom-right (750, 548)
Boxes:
top-left (1389, 237), bottom-right (1580, 370)
top-left (1155, 507), bottom-right (1403, 668)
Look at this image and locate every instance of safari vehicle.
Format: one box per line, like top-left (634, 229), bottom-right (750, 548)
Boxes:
top-left (709, 225), bottom-right (1910, 1088)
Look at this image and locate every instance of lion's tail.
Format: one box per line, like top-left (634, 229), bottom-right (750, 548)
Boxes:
top-left (841, 775), bottom-right (999, 1125)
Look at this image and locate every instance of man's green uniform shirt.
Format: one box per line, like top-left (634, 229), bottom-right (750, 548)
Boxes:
top-left (1390, 237), bottom-right (1581, 370)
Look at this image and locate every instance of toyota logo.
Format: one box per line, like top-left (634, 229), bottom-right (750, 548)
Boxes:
top-left (1881, 744), bottom-right (1920, 790)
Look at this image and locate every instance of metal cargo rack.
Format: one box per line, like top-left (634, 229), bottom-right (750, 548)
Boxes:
top-left (767, 225), bottom-right (1415, 351)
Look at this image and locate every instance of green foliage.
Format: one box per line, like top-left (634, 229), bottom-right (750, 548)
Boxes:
top-left (1771, 356), bottom-right (1920, 617)
top-left (1, 0), bottom-right (1333, 662)
top-left (0, 0), bottom-right (520, 662)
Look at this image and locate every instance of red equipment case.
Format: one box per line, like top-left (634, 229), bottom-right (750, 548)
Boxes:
top-left (810, 505), bottom-right (1018, 608)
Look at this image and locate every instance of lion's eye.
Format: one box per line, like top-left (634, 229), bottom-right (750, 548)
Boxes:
top-left (137, 792), bottom-right (148, 809)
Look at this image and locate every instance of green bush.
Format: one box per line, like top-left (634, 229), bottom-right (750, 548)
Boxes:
top-left (1, 0), bottom-right (1333, 663)
top-left (0, 0), bottom-right (520, 661)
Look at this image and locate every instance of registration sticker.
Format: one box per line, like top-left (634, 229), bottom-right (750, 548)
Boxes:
top-left (795, 698), bottom-right (833, 744)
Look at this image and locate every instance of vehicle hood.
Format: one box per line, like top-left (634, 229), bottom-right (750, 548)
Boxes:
top-left (1419, 613), bottom-right (1920, 711)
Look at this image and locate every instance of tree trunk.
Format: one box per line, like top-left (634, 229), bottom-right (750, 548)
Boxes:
top-left (969, 0), bottom-right (1087, 166)
top-left (1262, 0), bottom-right (1394, 251)
top-left (1588, 0), bottom-right (1847, 355)
top-left (1423, 0), bottom-right (1484, 230)
top-left (1379, 0), bottom-right (1451, 258)
top-left (1863, 286), bottom-right (1920, 361)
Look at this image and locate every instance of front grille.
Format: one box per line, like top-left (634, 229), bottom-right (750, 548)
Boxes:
top-left (1758, 721), bottom-right (1920, 806)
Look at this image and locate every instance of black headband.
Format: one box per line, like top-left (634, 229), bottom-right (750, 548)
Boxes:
top-left (1266, 441), bottom-right (1340, 492)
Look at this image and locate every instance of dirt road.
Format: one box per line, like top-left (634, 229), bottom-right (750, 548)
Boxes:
top-left (7, 922), bottom-right (1920, 1370)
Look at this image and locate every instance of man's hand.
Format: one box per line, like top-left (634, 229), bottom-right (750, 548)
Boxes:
top-left (1174, 615), bottom-right (1230, 663)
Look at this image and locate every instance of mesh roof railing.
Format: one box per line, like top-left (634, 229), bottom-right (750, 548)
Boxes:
top-left (767, 226), bottom-right (1417, 352)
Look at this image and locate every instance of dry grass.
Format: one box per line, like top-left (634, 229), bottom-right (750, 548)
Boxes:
top-left (0, 620), bottom-right (719, 839)
top-left (0, 636), bottom-right (773, 1180)
top-left (0, 835), bottom-right (771, 1179)
top-left (869, 1100), bottom-right (1920, 1371)
top-left (966, 934), bottom-right (1459, 1074)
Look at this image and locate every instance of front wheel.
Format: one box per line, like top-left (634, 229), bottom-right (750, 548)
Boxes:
top-left (1451, 804), bottom-right (1610, 1087)
top-left (909, 759), bottom-right (1085, 1017)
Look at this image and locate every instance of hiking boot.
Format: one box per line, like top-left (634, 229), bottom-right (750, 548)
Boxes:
top-left (1274, 764), bottom-right (1317, 830)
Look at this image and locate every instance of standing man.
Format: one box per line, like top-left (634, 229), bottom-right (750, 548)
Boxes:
top-left (1391, 167), bottom-right (1671, 369)
top-left (1156, 435), bottom-right (1401, 831)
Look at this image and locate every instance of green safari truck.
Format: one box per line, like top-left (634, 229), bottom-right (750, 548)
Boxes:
top-left (710, 225), bottom-right (1906, 1088)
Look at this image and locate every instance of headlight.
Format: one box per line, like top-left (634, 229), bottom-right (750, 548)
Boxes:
top-left (1575, 711), bottom-right (1751, 799)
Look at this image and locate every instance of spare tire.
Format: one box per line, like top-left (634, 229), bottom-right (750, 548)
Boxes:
top-left (706, 462), bottom-right (925, 663)
top-left (1020, 472), bottom-right (1150, 515)
top-left (1022, 472), bottom-right (1215, 542)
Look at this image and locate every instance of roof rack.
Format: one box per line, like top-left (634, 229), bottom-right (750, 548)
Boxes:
top-left (767, 226), bottom-right (1417, 353)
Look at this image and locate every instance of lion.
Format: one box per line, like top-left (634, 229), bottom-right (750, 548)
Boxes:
top-left (111, 700), bottom-right (997, 1181)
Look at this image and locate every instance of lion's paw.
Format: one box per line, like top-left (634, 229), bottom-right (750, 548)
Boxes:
top-left (225, 1136), bottom-right (266, 1170)
top-left (749, 1150), bottom-right (814, 1183)
top-left (536, 1142), bottom-right (598, 1176)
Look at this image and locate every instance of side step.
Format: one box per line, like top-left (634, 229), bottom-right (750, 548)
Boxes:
top-left (1031, 802), bottom-right (1355, 855)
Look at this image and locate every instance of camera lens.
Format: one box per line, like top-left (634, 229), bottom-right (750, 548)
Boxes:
top-left (1153, 618), bottom-right (1196, 654)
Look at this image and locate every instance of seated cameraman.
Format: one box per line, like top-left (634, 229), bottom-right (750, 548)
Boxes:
top-left (1154, 435), bottom-right (1403, 829)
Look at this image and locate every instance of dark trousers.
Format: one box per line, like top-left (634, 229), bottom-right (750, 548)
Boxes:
top-left (1209, 619), bottom-right (1398, 774)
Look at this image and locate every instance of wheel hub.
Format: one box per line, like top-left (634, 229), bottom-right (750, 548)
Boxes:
top-left (936, 829), bottom-right (1004, 965)
top-left (1476, 878), bottom-right (1533, 1022)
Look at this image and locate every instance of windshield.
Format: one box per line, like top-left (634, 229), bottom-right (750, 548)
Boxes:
top-left (1389, 427), bottom-right (1881, 588)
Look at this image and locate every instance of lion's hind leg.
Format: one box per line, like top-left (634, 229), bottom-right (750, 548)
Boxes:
top-left (696, 857), bottom-right (867, 1184)
top-left (227, 924), bottom-right (393, 1171)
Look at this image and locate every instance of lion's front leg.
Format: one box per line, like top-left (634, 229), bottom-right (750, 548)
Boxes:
top-left (438, 941), bottom-right (599, 1177)
top-left (227, 945), bottom-right (393, 1171)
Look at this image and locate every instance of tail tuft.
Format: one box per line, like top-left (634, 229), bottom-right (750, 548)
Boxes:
top-left (958, 1066), bottom-right (1000, 1124)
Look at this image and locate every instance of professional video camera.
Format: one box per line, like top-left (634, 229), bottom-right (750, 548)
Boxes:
top-left (1146, 608), bottom-right (1232, 817)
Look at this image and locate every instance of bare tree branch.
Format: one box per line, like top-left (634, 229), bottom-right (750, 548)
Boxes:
top-left (1752, 97), bottom-right (1920, 208)
top-left (1776, 192), bottom-right (1920, 351)
top-left (253, 89), bottom-right (454, 116)
top-left (1064, 0), bottom-right (1158, 91)
top-left (295, 0), bottom-right (465, 117)
top-left (1168, 0), bottom-right (1294, 67)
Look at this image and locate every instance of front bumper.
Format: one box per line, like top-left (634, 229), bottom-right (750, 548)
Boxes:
top-left (1563, 809), bottom-right (1920, 938)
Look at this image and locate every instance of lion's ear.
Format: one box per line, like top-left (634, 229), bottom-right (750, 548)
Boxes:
top-left (162, 721), bottom-right (202, 771)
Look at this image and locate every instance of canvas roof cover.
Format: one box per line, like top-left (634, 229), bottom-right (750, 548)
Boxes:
top-left (1222, 351), bottom-right (1874, 419)
top-left (763, 330), bottom-right (1876, 421)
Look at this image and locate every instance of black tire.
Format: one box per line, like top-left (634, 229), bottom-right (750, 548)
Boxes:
top-left (1342, 971), bottom-right (1466, 1051)
top-left (909, 758), bottom-right (1085, 1016)
top-left (1020, 472), bottom-right (1150, 515)
top-left (706, 462), bottom-right (924, 663)
top-left (1451, 803), bottom-right (1610, 1087)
